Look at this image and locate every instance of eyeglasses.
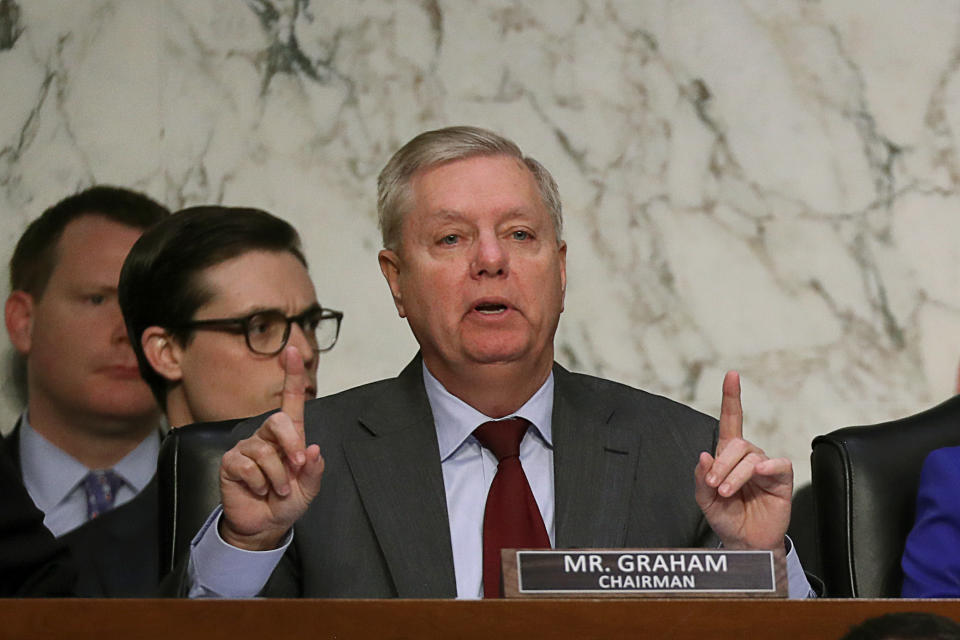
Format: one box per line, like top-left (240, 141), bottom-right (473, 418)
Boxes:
top-left (174, 305), bottom-right (343, 356)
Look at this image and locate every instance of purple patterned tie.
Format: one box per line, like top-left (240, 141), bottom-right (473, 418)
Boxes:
top-left (82, 470), bottom-right (124, 520)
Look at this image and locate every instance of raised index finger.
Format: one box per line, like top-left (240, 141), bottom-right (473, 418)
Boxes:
top-left (281, 345), bottom-right (306, 442)
top-left (718, 370), bottom-right (743, 445)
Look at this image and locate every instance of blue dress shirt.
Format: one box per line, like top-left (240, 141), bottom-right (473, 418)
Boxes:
top-left (190, 365), bottom-right (812, 598)
top-left (19, 412), bottom-right (159, 537)
top-left (426, 365), bottom-right (555, 598)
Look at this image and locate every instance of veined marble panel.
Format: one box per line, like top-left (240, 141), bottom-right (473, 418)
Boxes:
top-left (3, 0), bottom-right (960, 486)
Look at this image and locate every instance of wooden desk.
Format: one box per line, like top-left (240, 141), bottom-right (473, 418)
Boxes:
top-left (3, 598), bottom-right (960, 640)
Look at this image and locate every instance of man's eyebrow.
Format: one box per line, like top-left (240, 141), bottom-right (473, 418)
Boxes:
top-left (225, 302), bottom-right (322, 317)
top-left (78, 284), bottom-right (119, 294)
top-left (499, 208), bottom-right (536, 220)
top-left (295, 302), bottom-right (323, 315)
top-left (427, 208), bottom-right (536, 222)
top-left (241, 305), bottom-right (278, 316)
top-left (427, 209), bottom-right (467, 222)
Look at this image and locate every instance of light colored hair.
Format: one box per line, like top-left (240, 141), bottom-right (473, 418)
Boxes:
top-left (377, 126), bottom-right (563, 252)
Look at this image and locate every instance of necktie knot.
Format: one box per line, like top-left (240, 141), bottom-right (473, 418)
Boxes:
top-left (473, 417), bottom-right (529, 462)
top-left (82, 469), bottom-right (124, 521)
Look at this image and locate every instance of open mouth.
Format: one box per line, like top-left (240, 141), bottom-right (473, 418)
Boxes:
top-left (475, 302), bottom-right (508, 315)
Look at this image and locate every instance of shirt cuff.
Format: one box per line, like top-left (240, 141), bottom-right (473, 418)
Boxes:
top-left (785, 535), bottom-right (815, 599)
top-left (187, 505), bottom-right (292, 598)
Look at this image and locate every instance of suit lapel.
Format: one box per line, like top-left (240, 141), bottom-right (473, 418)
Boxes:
top-left (3, 420), bottom-right (23, 473)
top-left (552, 365), bottom-right (638, 548)
top-left (342, 357), bottom-right (457, 597)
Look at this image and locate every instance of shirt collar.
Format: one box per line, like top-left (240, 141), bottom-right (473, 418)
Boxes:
top-left (19, 411), bottom-right (159, 511)
top-left (114, 430), bottom-right (160, 492)
top-left (422, 362), bottom-right (555, 461)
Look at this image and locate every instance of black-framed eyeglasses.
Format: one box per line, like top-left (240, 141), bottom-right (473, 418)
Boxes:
top-left (173, 305), bottom-right (343, 356)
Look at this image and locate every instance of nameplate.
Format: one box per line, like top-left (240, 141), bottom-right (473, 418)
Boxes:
top-left (502, 548), bottom-right (786, 598)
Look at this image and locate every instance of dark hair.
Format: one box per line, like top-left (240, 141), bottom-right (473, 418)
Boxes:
top-left (840, 612), bottom-right (960, 640)
top-left (9, 185), bottom-right (170, 297)
top-left (118, 206), bottom-right (307, 406)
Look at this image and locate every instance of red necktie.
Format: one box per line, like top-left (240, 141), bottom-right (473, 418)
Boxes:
top-left (474, 418), bottom-right (550, 598)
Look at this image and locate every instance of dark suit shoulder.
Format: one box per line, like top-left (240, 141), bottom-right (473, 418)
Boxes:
top-left (0, 435), bottom-right (77, 596)
top-left (2, 422), bottom-right (22, 472)
top-left (308, 376), bottom-right (406, 412)
top-left (554, 366), bottom-right (717, 443)
top-left (226, 376), bottom-right (399, 434)
top-left (303, 358), bottom-right (430, 440)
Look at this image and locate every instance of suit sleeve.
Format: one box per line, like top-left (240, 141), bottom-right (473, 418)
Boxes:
top-left (0, 439), bottom-right (76, 597)
top-left (901, 448), bottom-right (960, 597)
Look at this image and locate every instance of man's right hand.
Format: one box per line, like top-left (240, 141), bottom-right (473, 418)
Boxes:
top-left (218, 346), bottom-right (325, 551)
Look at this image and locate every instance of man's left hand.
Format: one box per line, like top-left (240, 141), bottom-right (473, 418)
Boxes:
top-left (694, 370), bottom-right (793, 552)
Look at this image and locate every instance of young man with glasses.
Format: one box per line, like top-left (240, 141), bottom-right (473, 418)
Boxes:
top-left (118, 206), bottom-right (342, 429)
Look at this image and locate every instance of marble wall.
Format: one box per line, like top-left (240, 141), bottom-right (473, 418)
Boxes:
top-left (3, 0), bottom-right (960, 484)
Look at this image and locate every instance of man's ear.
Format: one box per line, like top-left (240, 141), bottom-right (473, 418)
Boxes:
top-left (558, 240), bottom-right (567, 312)
top-left (141, 327), bottom-right (184, 383)
top-left (378, 249), bottom-right (407, 318)
top-left (5, 291), bottom-right (34, 356)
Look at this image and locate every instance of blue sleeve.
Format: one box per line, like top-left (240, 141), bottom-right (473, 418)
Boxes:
top-left (188, 506), bottom-right (291, 598)
top-left (785, 536), bottom-right (815, 598)
top-left (901, 447), bottom-right (960, 597)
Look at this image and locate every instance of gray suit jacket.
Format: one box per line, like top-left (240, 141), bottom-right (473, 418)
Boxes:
top-left (224, 356), bottom-right (719, 597)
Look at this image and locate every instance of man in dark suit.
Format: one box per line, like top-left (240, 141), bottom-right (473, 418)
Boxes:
top-left (0, 437), bottom-right (75, 597)
top-left (2, 186), bottom-right (169, 596)
top-left (187, 126), bottom-right (809, 598)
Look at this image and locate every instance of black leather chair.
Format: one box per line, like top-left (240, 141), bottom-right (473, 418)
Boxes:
top-left (810, 395), bottom-right (960, 597)
top-left (158, 420), bottom-right (240, 576)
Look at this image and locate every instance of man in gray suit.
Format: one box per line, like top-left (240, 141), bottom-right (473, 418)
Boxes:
top-left (188, 126), bottom-right (809, 598)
